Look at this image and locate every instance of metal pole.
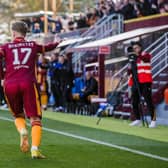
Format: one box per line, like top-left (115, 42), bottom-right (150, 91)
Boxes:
top-left (52, 0), bottom-right (57, 32)
top-left (44, 0), bottom-right (48, 34)
top-left (98, 54), bottom-right (105, 98)
top-left (69, 0), bottom-right (74, 13)
top-left (165, 33), bottom-right (168, 65)
top-left (52, 0), bottom-right (57, 18)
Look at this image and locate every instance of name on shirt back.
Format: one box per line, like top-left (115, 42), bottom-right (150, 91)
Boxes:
top-left (8, 42), bottom-right (34, 49)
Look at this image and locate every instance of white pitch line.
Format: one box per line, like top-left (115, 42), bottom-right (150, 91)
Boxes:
top-left (0, 116), bottom-right (168, 162)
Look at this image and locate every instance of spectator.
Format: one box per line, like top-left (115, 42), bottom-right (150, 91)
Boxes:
top-left (106, 2), bottom-right (116, 15)
top-left (159, 2), bottom-right (168, 13)
top-left (149, 0), bottom-right (159, 14)
top-left (118, 0), bottom-right (137, 20)
top-left (32, 22), bottom-right (41, 34)
top-left (87, 8), bottom-right (100, 26)
top-left (76, 13), bottom-right (89, 29)
top-left (80, 71), bottom-right (98, 103)
top-left (55, 17), bottom-right (63, 33)
top-left (136, 0), bottom-right (153, 16)
top-left (48, 16), bottom-right (63, 33)
top-left (164, 3), bottom-right (168, 12)
top-left (28, 0), bottom-right (166, 34)
top-left (61, 15), bottom-right (69, 32)
top-left (67, 17), bottom-right (75, 31)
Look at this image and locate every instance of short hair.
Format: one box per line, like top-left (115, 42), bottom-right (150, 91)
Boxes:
top-left (11, 21), bottom-right (28, 36)
top-left (131, 41), bottom-right (142, 48)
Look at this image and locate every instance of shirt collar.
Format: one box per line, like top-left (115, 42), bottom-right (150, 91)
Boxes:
top-left (13, 37), bottom-right (25, 43)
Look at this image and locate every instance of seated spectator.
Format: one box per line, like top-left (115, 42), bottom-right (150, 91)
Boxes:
top-left (86, 8), bottom-right (98, 26)
top-left (136, 0), bottom-right (153, 16)
top-left (76, 13), bottom-right (89, 29)
top-left (164, 3), bottom-right (168, 12)
top-left (100, 6), bottom-right (109, 17)
top-left (86, 7), bottom-right (94, 22)
top-left (106, 2), bottom-right (116, 15)
top-left (61, 15), bottom-right (69, 32)
top-left (29, 0), bottom-right (167, 34)
top-left (80, 71), bottom-right (98, 103)
top-left (67, 17), bottom-right (75, 31)
top-left (159, 2), bottom-right (168, 13)
top-left (55, 17), bottom-right (63, 33)
top-left (32, 22), bottom-right (41, 34)
top-left (72, 77), bottom-right (85, 96)
top-left (150, 0), bottom-right (159, 14)
top-left (118, 0), bottom-right (137, 20)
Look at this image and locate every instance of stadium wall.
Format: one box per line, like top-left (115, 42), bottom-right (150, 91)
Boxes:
top-left (124, 13), bottom-right (168, 32)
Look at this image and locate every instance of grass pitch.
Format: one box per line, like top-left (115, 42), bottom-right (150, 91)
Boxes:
top-left (0, 110), bottom-right (167, 168)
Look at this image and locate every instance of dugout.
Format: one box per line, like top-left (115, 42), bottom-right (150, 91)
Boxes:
top-left (67, 25), bottom-right (168, 98)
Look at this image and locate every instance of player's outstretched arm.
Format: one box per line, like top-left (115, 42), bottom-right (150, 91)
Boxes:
top-left (36, 40), bottom-right (61, 53)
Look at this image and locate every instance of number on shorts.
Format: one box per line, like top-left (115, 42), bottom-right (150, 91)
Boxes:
top-left (12, 48), bottom-right (32, 65)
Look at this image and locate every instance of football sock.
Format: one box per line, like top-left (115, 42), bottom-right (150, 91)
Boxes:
top-left (31, 121), bottom-right (42, 149)
top-left (31, 146), bottom-right (38, 151)
top-left (15, 117), bottom-right (26, 132)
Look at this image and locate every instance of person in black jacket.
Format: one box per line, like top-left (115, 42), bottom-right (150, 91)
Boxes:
top-left (136, 0), bottom-right (153, 16)
top-left (48, 53), bottom-right (60, 109)
top-left (54, 54), bottom-right (74, 111)
top-left (118, 0), bottom-right (137, 20)
top-left (80, 71), bottom-right (98, 103)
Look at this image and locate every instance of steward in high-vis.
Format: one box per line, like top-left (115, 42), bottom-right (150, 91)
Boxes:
top-left (128, 41), bottom-right (156, 128)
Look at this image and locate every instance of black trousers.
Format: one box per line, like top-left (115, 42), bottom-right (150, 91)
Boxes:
top-left (51, 82), bottom-right (72, 108)
top-left (131, 83), bottom-right (156, 121)
top-left (51, 82), bottom-right (61, 108)
top-left (59, 84), bottom-right (72, 107)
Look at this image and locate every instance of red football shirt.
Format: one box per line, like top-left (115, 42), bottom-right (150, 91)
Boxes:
top-left (0, 37), bottom-right (58, 84)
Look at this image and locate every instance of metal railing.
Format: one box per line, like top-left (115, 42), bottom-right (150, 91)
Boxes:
top-left (73, 14), bottom-right (124, 72)
top-left (111, 32), bottom-right (168, 91)
top-left (146, 32), bottom-right (168, 78)
top-left (81, 14), bottom-right (123, 40)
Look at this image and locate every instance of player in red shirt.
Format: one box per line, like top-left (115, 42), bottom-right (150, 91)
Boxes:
top-left (0, 21), bottom-right (60, 159)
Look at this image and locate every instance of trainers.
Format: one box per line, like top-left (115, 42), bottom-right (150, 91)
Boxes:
top-left (20, 128), bottom-right (29, 153)
top-left (53, 107), bottom-right (59, 112)
top-left (129, 120), bottom-right (141, 126)
top-left (149, 121), bottom-right (156, 128)
top-left (0, 104), bottom-right (8, 109)
top-left (59, 106), bottom-right (65, 112)
top-left (31, 149), bottom-right (46, 159)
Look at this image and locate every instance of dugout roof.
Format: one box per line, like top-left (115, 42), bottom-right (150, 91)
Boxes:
top-left (70, 25), bottom-right (168, 52)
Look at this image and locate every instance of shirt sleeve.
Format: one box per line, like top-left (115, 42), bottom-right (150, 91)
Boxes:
top-left (36, 42), bottom-right (59, 54)
top-left (140, 52), bottom-right (151, 62)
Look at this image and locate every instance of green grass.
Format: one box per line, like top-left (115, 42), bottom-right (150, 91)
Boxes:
top-left (43, 111), bottom-right (168, 142)
top-left (0, 110), bottom-right (168, 168)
